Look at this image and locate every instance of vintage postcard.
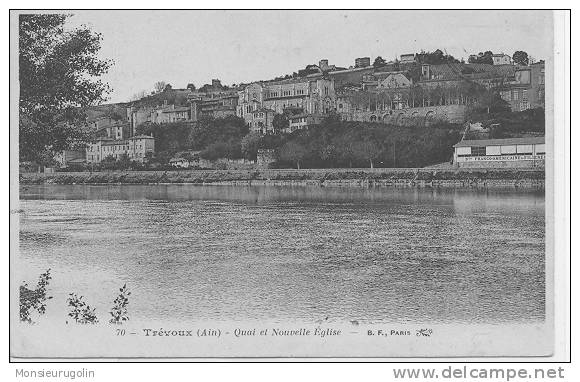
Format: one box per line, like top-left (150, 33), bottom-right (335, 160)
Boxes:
top-left (9, 9), bottom-right (563, 359)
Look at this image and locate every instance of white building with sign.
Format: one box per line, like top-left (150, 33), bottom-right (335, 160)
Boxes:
top-left (453, 137), bottom-right (545, 168)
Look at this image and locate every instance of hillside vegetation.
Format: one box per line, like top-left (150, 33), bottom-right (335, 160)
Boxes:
top-left (133, 114), bottom-right (461, 169)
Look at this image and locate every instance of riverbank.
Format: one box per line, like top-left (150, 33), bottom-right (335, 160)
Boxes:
top-left (19, 168), bottom-right (545, 189)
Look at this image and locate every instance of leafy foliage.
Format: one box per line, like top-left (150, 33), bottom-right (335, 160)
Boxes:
top-left (512, 51), bottom-right (529, 66)
top-left (469, 107), bottom-right (545, 139)
top-left (67, 293), bottom-right (99, 324)
top-left (278, 141), bottom-right (309, 169)
top-left (136, 116), bottom-right (248, 163)
top-left (19, 14), bottom-right (112, 161)
top-left (109, 284), bottom-right (131, 324)
top-left (200, 141), bottom-right (241, 160)
top-left (468, 51), bottom-right (494, 64)
top-left (272, 114), bottom-right (289, 133)
top-left (415, 49), bottom-right (460, 65)
top-left (189, 116), bottom-right (248, 150)
top-left (273, 118), bottom-right (461, 169)
top-left (373, 56), bottom-right (386, 67)
top-left (154, 81), bottom-right (166, 93)
top-left (20, 269), bottom-right (52, 323)
top-left (240, 132), bottom-right (262, 161)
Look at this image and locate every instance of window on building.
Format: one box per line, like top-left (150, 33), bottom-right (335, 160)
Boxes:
top-left (486, 146), bottom-right (501, 156)
top-left (512, 90), bottom-right (519, 100)
top-left (456, 147), bottom-right (471, 157)
top-left (522, 89), bottom-right (528, 100)
top-left (500, 145), bottom-right (517, 154)
top-left (520, 101), bottom-right (530, 111)
top-left (471, 146), bottom-right (486, 156)
top-left (516, 144), bottom-right (533, 154)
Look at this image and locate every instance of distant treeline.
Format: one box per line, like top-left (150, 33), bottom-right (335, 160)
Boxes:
top-left (135, 114), bottom-right (462, 169)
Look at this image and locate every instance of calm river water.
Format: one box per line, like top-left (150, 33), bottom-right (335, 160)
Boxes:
top-left (17, 184), bottom-right (545, 324)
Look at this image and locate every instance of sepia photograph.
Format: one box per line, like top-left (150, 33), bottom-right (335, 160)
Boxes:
top-left (8, 9), bottom-right (566, 360)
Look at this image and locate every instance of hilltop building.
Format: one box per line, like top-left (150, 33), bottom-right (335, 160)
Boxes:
top-left (236, 75), bottom-right (336, 133)
top-left (498, 61), bottom-right (545, 111)
top-left (492, 53), bottom-right (512, 65)
top-left (355, 57), bottom-right (371, 68)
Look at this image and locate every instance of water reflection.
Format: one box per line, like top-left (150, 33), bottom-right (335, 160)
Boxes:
top-left (18, 185), bottom-right (545, 324)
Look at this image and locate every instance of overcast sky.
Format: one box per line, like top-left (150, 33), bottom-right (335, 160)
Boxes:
top-left (65, 10), bottom-right (553, 103)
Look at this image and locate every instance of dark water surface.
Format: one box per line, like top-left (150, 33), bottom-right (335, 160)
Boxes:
top-left (18, 184), bottom-right (545, 324)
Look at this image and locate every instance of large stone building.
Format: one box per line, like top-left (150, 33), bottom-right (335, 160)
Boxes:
top-left (236, 76), bottom-right (336, 132)
top-left (188, 91), bottom-right (238, 121)
top-left (150, 104), bottom-right (191, 124)
top-left (86, 135), bottom-right (155, 164)
top-left (499, 61), bottom-right (545, 111)
top-left (332, 59), bottom-right (543, 125)
top-left (126, 78), bottom-right (239, 129)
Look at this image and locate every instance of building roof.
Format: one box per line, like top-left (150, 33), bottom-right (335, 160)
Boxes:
top-left (454, 136), bottom-right (545, 147)
top-left (101, 139), bottom-right (128, 146)
top-left (130, 135), bottom-right (155, 140)
top-left (162, 106), bottom-right (190, 113)
top-left (265, 77), bottom-right (312, 85)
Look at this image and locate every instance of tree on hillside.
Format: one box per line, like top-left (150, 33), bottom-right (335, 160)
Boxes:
top-left (272, 114), bottom-right (289, 133)
top-left (353, 140), bottom-right (382, 168)
top-left (118, 153), bottom-right (132, 170)
top-left (154, 81), bottom-right (166, 93)
top-left (186, 83), bottom-right (196, 91)
top-left (333, 135), bottom-right (357, 168)
top-left (278, 141), bottom-right (308, 169)
top-left (19, 14), bottom-right (112, 162)
top-left (130, 90), bottom-right (147, 102)
top-left (241, 132), bottom-right (262, 162)
top-left (200, 142), bottom-right (229, 161)
top-left (512, 51), bottom-right (529, 66)
top-left (319, 144), bottom-right (337, 166)
top-left (188, 116), bottom-right (248, 150)
top-left (416, 49), bottom-right (460, 65)
top-left (468, 51), bottom-right (493, 64)
top-left (476, 90), bottom-right (511, 114)
top-left (373, 56), bottom-right (386, 68)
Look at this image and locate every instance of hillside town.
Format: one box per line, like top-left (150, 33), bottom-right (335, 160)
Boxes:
top-left (49, 50), bottom-right (545, 171)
